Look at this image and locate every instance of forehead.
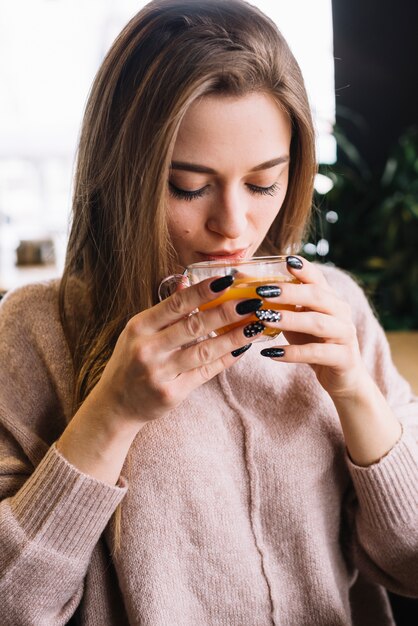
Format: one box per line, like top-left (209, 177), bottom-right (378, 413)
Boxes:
top-left (172, 93), bottom-right (291, 168)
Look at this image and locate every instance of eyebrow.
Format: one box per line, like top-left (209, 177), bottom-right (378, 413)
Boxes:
top-left (170, 156), bottom-right (289, 175)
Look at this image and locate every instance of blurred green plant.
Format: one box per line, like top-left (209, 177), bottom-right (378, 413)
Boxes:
top-left (305, 125), bottom-right (418, 330)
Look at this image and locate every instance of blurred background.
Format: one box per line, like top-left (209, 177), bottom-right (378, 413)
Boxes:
top-left (310, 0), bottom-right (418, 334)
top-left (0, 1), bottom-right (417, 622)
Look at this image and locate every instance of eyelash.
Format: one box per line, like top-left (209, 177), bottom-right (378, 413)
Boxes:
top-left (247, 182), bottom-right (281, 197)
top-left (169, 183), bottom-right (208, 201)
top-left (169, 181), bottom-right (281, 201)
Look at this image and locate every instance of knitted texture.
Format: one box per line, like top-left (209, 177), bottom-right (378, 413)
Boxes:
top-left (0, 267), bottom-right (417, 625)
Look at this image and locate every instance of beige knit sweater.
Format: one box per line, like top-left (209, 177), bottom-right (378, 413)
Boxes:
top-left (0, 266), bottom-right (417, 626)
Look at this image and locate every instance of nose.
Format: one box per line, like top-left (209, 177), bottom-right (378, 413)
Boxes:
top-left (206, 186), bottom-right (248, 240)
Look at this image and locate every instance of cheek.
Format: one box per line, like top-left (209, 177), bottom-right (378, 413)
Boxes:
top-left (263, 194), bottom-right (286, 222)
top-left (168, 202), bottom-right (204, 241)
top-left (250, 190), bottom-right (288, 236)
top-left (168, 215), bottom-right (193, 242)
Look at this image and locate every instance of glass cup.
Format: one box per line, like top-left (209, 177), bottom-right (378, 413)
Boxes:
top-left (158, 255), bottom-right (299, 342)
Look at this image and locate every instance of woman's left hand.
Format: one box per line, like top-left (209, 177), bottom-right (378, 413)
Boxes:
top-left (259, 255), bottom-right (369, 399)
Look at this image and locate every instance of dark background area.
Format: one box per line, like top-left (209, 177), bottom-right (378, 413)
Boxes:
top-left (332, 0), bottom-right (418, 177)
top-left (308, 0), bottom-right (418, 333)
top-left (330, 1), bottom-right (418, 624)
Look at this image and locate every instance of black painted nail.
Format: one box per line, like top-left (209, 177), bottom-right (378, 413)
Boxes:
top-left (243, 321), bottom-right (265, 338)
top-left (210, 274), bottom-right (234, 292)
top-left (236, 298), bottom-right (263, 315)
top-left (260, 347), bottom-right (285, 358)
top-left (231, 344), bottom-right (252, 357)
top-left (286, 256), bottom-right (303, 270)
top-left (256, 285), bottom-right (281, 298)
top-left (255, 309), bottom-right (281, 322)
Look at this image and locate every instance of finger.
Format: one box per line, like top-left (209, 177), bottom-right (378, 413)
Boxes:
top-left (286, 255), bottom-right (329, 287)
top-left (175, 341), bottom-right (254, 396)
top-left (157, 322), bottom-right (259, 378)
top-left (130, 274), bottom-right (235, 334)
top-left (259, 282), bottom-right (352, 318)
top-left (260, 342), bottom-right (347, 366)
top-left (155, 296), bottom-right (263, 352)
top-left (261, 309), bottom-right (355, 342)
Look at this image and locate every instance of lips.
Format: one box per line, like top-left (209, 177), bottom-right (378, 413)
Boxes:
top-left (197, 248), bottom-right (250, 262)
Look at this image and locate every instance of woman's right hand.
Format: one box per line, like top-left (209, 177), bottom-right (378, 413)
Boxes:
top-left (57, 275), bottom-right (261, 484)
top-left (94, 274), bottom-right (259, 427)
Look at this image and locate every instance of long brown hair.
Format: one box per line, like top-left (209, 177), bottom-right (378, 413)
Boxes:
top-left (60, 0), bottom-right (316, 406)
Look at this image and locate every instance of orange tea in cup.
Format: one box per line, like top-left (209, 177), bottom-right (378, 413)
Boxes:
top-left (158, 256), bottom-right (299, 342)
top-left (199, 273), bottom-right (298, 337)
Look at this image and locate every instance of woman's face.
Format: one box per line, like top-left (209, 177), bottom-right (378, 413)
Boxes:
top-left (167, 92), bottom-right (292, 269)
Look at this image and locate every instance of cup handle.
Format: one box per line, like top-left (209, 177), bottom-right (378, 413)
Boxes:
top-left (158, 273), bottom-right (190, 301)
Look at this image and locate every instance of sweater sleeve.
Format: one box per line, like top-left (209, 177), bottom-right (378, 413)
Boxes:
top-left (0, 284), bottom-right (127, 625)
top-left (325, 267), bottom-right (418, 597)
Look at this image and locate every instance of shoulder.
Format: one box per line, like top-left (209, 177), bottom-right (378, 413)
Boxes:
top-left (0, 279), bottom-right (62, 337)
top-left (0, 279), bottom-right (67, 363)
top-left (0, 276), bottom-right (88, 333)
top-left (0, 279), bottom-right (72, 380)
top-left (317, 263), bottom-right (366, 299)
top-left (316, 263), bottom-right (377, 325)
top-left (0, 279), bottom-right (61, 311)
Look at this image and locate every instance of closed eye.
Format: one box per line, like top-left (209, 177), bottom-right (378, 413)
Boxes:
top-left (169, 181), bottom-right (281, 201)
top-left (246, 182), bottom-right (281, 197)
top-left (169, 182), bottom-right (209, 201)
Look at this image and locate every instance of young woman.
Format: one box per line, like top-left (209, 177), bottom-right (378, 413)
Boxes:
top-left (0, 1), bottom-right (417, 624)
